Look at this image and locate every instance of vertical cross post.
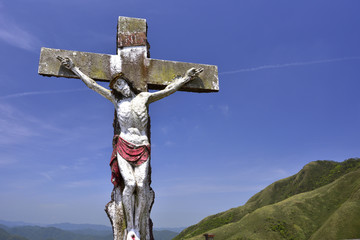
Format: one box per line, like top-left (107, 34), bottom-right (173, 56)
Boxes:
top-left (38, 16), bottom-right (219, 240)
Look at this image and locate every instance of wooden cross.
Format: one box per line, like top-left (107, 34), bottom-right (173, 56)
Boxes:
top-left (38, 16), bottom-right (219, 93)
top-left (38, 16), bottom-right (219, 240)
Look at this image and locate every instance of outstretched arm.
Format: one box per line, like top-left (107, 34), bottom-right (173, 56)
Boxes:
top-left (148, 67), bottom-right (203, 103)
top-left (57, 56), bottom-right (113, 101)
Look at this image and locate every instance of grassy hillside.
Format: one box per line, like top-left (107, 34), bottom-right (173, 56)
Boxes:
top-left (174, 158), bottom-right (360, 240)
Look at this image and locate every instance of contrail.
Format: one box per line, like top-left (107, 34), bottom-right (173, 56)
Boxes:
top-left (220, 56), bottom-right (360, 75)
top-left (0, 88), bottom-right (89, 99)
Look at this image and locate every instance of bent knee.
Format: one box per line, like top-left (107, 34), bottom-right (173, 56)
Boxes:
top-left (125, 180), bottom-right (136, 191)
top-left (136, 181), bottom-right (149, 193)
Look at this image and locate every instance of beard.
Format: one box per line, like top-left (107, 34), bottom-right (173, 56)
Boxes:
top-left (112, 89), bottom-right (125, 100)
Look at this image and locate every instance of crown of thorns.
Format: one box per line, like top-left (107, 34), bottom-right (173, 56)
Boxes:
top-left (109, 73), bottom-right (139, 93)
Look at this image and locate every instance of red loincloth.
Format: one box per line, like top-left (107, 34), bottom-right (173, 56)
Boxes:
top-left (110, 135), bottom-right (150, 187)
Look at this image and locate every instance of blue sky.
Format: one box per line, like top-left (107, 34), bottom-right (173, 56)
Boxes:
top-left (1, 0), bottom-right (360, 228)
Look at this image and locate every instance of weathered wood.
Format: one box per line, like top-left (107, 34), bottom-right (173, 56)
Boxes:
top-left (38, 16), bottom-right (219, 240)
top-left (117, 16), bottom-right (148, 48)
top-left (38, 47), bottom-right (113, 81)
top-left (146, 59), bottom-right (218, 92)
top-left (38, 47), bottom-right (219, 92)
top-left (38, 16), bottom-right (218, 93)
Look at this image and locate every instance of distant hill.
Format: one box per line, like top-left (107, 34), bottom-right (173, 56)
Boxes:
top-left (0, 227), bottom-right (29, 240)
top-left (0, 225), bottom-right (112, 240)
top-left (48, 223), bottom-right (112, 236)
top-left (0, 222), bottom-right (178, 240)
top-left (153, 230), bottom-right (178, 240)
top-left (48, 223), bottom-right (111, 231)
top-left (0, 220), bottom-right (35, 228)
top-left (155, 227), bottom-right (185, 233)
top-left (174, 158), bottom-right (360, 240)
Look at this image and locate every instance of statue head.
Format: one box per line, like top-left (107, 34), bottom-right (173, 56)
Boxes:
top-left (109, 73), bottom-right (139, 97)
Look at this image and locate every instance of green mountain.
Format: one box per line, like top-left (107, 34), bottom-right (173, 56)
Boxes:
top-left (0, 222), bottom-right (179, 240)
top-left (174, 158), bottom-right (360, 240)
top-left (0, 223), bottom-right (178, 240)
top-left (0, 227), bottom-right (29, 240)
top-left (2, 225), bottom-right (112, 240)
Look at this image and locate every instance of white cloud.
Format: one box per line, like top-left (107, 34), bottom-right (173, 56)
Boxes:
top-left (59, 157), bottom-right (91, 171)
top-left (0, 88), bottom-right (89, 100)
top-left (63, 180), bottom-right (100, 188)
top-left (0, 158), bottom-right (17, 166)
top-left (0, 12), bottom-right (41, 51)
top-left (160, 126), bottom-right (169, 135)
top-left (157, 182), bottom-right (264, 197)
top-left (39, 203), bottom-right (67, 209)
top-left (0, 103), bottom-right (65, 146)
top-left (0, 104), bottom-right (38, 145)
top-left (220, 56), bottom-right (360, 75)
top-left (208, 104), bottom-right (230, 116)
top-left (272, 168), bottom-right (289, 177)
top-left (40, 172), bottom-right (54, 181)
top-left (164, 140), bottom-right (175, 147)
top-left (218, 104), bottom-right (229, 116)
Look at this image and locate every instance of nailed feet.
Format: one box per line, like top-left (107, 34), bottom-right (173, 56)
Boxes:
top-left (127, 230), bottom-right (140, 240)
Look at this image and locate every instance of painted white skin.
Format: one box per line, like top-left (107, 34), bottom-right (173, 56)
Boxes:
top-left (57, 56), bottom-right (202, 240)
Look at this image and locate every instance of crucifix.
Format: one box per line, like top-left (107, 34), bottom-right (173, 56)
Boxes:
top-left (38, 16), bottom-right (219, 240)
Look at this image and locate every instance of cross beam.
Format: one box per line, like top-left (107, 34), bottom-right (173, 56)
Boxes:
top-left (38, 16), bottom-right (219, 93)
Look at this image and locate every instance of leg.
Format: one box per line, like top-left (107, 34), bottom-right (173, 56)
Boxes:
top-left (116, 153), bottom-right (136, 231)
top-left (105, 186), bottom-right (125, 240)
top-left (133, 160), bottom-right (150, 232)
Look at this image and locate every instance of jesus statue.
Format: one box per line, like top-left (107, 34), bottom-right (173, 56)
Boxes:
top-left (57, 56), bottom-right (202, 240)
